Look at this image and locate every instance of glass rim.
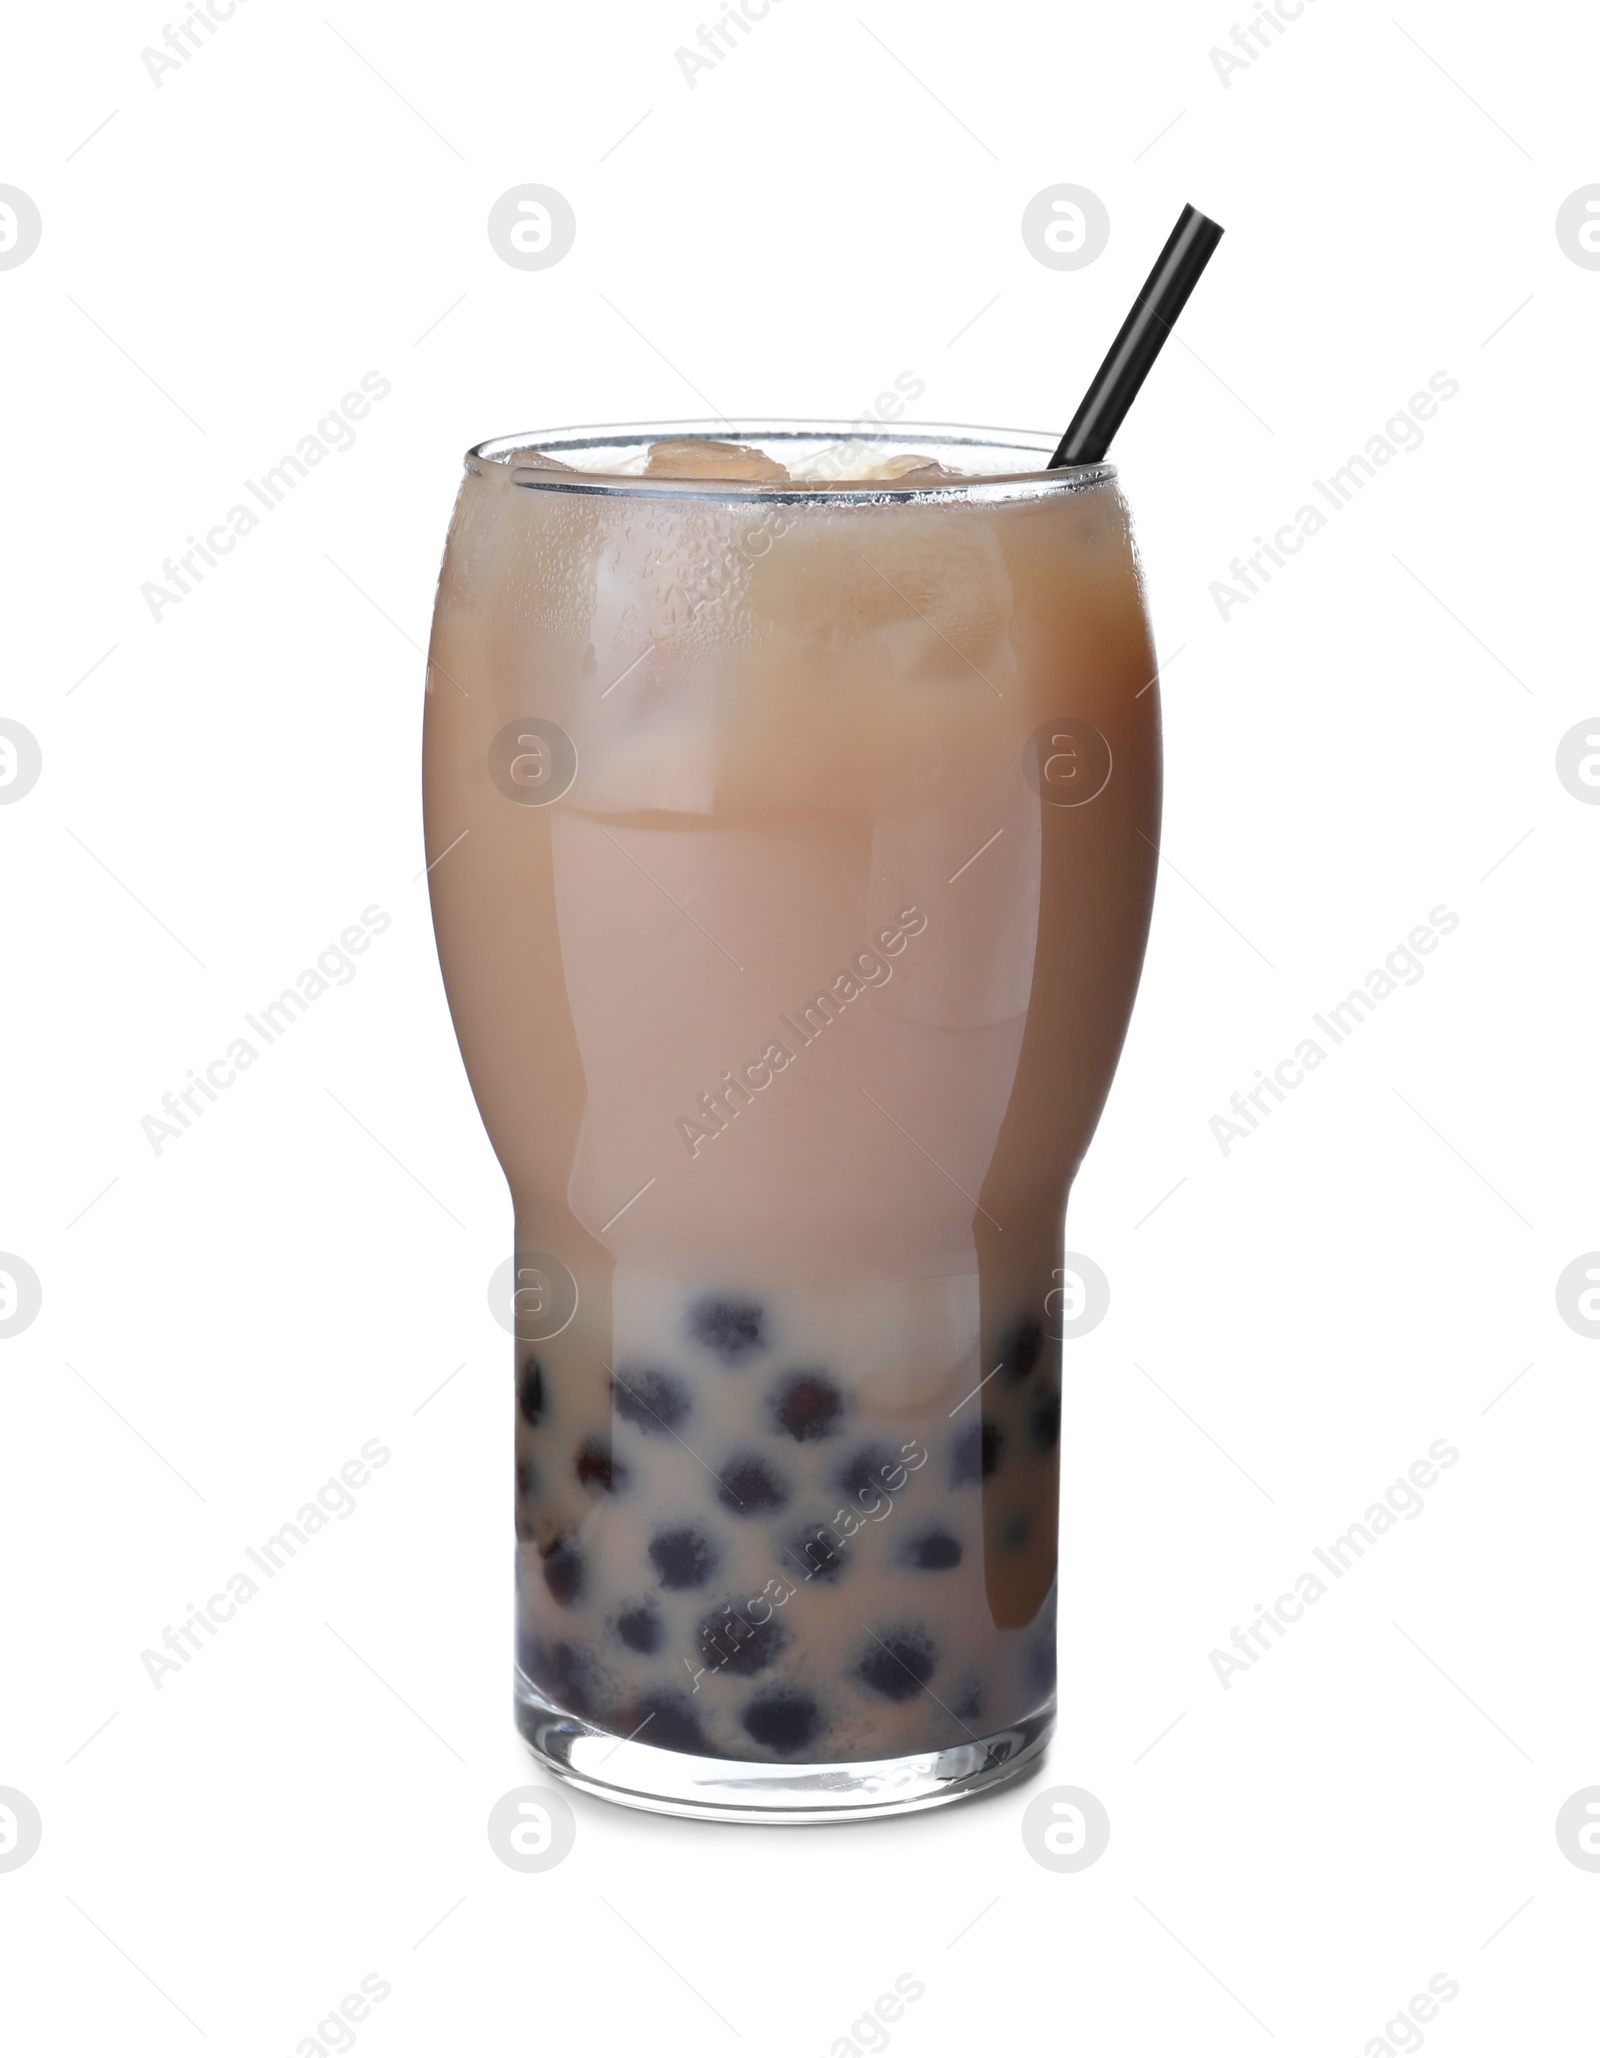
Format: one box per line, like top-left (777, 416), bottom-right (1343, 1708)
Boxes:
top-left (465, 420), bottom-right (1117, 505)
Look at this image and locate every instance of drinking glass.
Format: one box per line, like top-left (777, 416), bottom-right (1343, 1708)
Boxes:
top-left (423, 422), bottom-right (1160, 1821)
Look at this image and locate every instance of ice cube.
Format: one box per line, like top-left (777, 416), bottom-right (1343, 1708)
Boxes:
top-left (786, 437), bottom-right (877, 483)
top-left (866, 457), bottom-right (969, 485)
top-left (869, 453), bottom-right (947, 479)
top-left (643, 438), bottom-right (790, 481)
top-left (787, 444), bottom-right (973, 484)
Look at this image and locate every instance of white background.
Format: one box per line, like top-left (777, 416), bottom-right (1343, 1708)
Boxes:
top-left (3, 0), bottom-right (1598, 2050)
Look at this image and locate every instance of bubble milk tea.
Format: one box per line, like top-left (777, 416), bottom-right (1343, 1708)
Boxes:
top-left (422, 425), bottom-right (1161, 1817)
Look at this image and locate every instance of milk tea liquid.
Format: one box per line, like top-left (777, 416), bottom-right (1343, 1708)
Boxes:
top-left (423, 434), bottom-right (1160, 1766)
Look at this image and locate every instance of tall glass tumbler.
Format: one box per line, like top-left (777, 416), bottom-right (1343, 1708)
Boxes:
top-left (423, 424), bottom-right (1161, 1821)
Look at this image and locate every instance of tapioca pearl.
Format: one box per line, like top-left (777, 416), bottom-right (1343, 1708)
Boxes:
top-left (529, 1636), bottom-right (600, 1718)
top-left (1029, 1384), bottom-right (1062, 1453)
top-left (630, 1688), bottom-right (713, 1757)
top-left (575, 1435), bottom-right (629, 1495)
top-left (540, 1537), bottom-right (585, 1608)
top-left (1000, 1317), bottom-right (1044, 1383)
top-left (615, 1601), bottom-right (664, 1655)
top-left (648, 1525), bottom-right (720, 1591)
top-left (949, 1673), bottom-right (986, 1725)
top-left (997, 1512), bottom-right (1030, 1552)
top-left (950, 1418), bottom-right (1004, 1486)
top-left (515, 1456), bottom-right (537, 1499)
top-left (1025, 1629), bottom-right (1057, 1696)
top-left (687, 1294), bottom-right (767, 1364)
top-left (768, 1370), bottom-right (845, 1442)
top-left (517, 1357), bottom-right (546, 1425)
top-left (740, 1689), bottom-right (824, 1757)
top-left (903, 1527), bottom-right (963, 1571)
top-left (698, 1605), bottom-right (787, 1679)
top-left (837, 1444), bottom-right (904, 1504)
top-left (854, 1626), bottom-right (939, 1703)
top-left (779, 1523), bottom-right (851, 1585)
top-left (715, 1454), bottom-right (791, 1518)
top-left (611, 1365), bottom-right (691, 1435)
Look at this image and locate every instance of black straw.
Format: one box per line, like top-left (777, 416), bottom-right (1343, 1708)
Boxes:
top-left (1050, 203), bottom-right (1224, 468)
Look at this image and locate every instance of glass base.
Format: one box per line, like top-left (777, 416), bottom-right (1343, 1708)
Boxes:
top-left (514, 1669), bottom-right (1054, 1824)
